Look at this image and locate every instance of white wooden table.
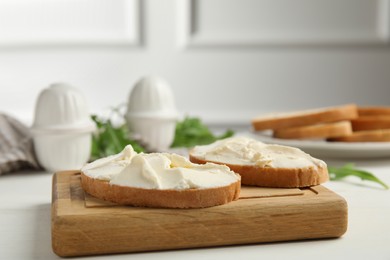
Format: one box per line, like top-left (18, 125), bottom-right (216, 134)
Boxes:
top-left (1, 158), bottom-right (389, 260)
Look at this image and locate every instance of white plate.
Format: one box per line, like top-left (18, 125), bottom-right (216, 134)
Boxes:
top-left (244, 131), bottom-right (390, 159)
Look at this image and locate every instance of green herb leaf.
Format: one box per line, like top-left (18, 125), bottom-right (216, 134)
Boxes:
top-left (329, 163), bottom-right (388, 190)
top-left (170, 117), bottom-right (234, 148)
top-left (90, 115), bottom-right (145, 161)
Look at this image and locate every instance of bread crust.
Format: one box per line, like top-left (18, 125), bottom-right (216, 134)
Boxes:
top-left (358, 106), bottom-right (390, 117)
top-left (252, 104), bottom-right (358, 131)
top-left (328, 129), bottom-right (390, 142)
top-left (351, 116), bottom-right (390, 131)
top-left (273, 121), bottom-right (352, 139)
top-left (189, 155), bottom-right (329, 188)
top-left (81, 172), bottom-right (241, 209)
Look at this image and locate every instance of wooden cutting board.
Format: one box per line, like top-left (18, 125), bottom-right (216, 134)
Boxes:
top-left (52, 171), bottom-right (348, 257)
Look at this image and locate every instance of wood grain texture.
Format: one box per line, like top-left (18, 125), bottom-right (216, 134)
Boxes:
top-left (52, 171), bottom-right (348, 257)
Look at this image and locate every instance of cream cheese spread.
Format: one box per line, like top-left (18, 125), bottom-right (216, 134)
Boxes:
top-left (81, 145), bottom-right (136, 181)
top-left (190, 136), bottom-right (326, 169)
top-left (81, 145), bottom-right (240, 190)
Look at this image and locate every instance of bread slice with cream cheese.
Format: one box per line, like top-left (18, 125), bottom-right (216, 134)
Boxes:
top-left (189, 137), bottom-right (328, 188)
top-left (81, 145), bottom-right (241, 208)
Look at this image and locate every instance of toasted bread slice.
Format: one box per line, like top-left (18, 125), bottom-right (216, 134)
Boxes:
top-left (189, 156), bottom-right (328, 188)
top-left (80, 148), bottom-right (241, 209)
top-left (273, 121), bottom-right (352, 140)
top-left (252, 104), bottom-right (357, 131)
top-left (351, 116), bottom-right (390, 131)
top-left (328, 129), bottom-right (390, 142)
top-left (189, 137), bottom-right (329, 188)
top-left (358, 106), bottom-right (390, 117)
top-left (81, 172), bottom-right (240, 209)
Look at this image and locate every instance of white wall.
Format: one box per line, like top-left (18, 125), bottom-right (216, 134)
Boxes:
top-left (0, 0), bottom-right (389, 126)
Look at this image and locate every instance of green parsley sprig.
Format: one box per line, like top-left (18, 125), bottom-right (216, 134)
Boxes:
top-left (170, 117), bottom-right (234, 148)
top-left (90, 115), bottom-right (145, 161)
top-left (329, 163), bottom-right (388, 190)
top-left (90, 115), bottom-right (234, 160)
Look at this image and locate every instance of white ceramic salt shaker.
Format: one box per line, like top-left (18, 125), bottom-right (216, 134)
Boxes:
top-left (125, 76), bottom-right (178, 151)
top-left (31, 83), bottom-right (96, 172)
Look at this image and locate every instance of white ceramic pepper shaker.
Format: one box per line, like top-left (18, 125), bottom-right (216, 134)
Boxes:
top-left (31, 83), bottom-right (96, 172)
top-left (125, 76), bottom-right (178, 151)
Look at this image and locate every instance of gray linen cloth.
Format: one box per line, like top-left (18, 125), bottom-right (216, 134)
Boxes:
top-left (0, 113), bottom-right (41, 175)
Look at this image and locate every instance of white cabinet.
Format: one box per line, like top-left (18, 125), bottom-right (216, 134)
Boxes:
top-left (0, 0), bottom-right (389, 124)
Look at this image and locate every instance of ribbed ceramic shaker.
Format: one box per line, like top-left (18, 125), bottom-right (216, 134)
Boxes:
top-left (31, 83), bottom-right (95, 172)
top-left (125, 76), bottom-right (178, 151)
